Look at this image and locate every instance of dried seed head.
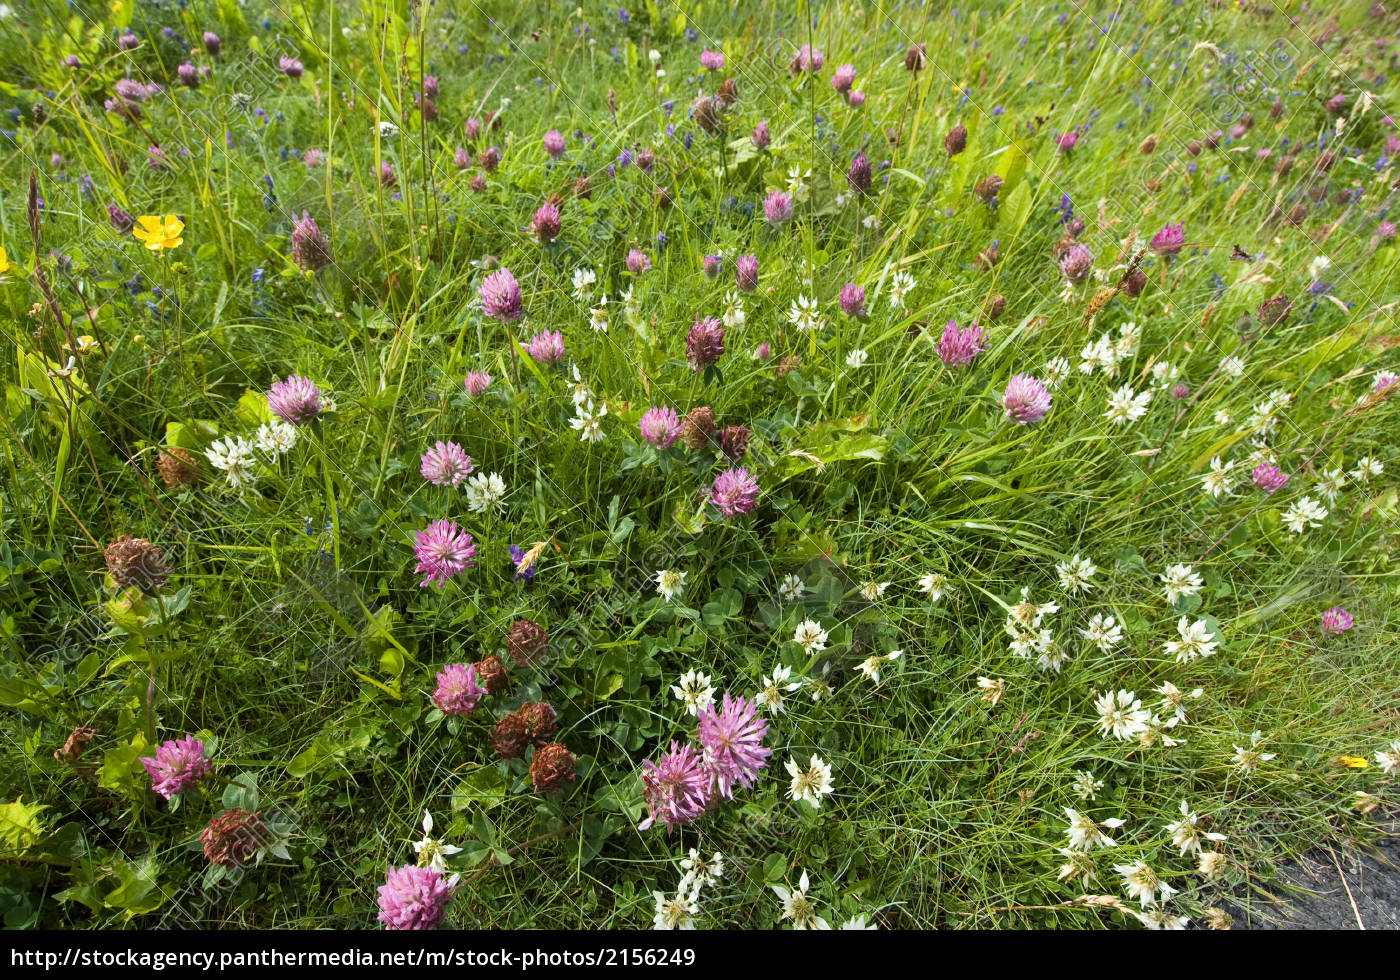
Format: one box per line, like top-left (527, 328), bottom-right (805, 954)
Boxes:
top-left (156, 447), bottom-right (200, 488)
top-left (507, 619), bottom-right (549, 666)
top-left (529, 742), bottom-right (577, 794)
top-left (682, 406), bottom-right (717, 450)
top-left (104, 536), bottom-right (170, 591)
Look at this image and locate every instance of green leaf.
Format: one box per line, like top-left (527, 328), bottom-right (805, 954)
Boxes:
top-left (0, 799), bottom-right (47, 856)
top-left (451, 766), bottom-right (508, 811)
top-left (235, 388), bottom-right (275, 427)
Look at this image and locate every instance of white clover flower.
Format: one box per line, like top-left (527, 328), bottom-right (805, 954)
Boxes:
top-left (412, 811), bottom-right (463, 872)
top-left (755, 664), bottom-right (802, 714)
top-left (1079, 612), bottom-right (1123, 653)
top-left (205, 435), bottom-right (258, 490)
top-left (652, 882), bottom-right (699, 930)
top-left (1351, 456), bottom-right (1383, 482)
top-left (464, 472), bottom-right (508, 513)
top-left (1064, 808), bottom-right (1126, 852)
top-left (721, 290), bottom-right (746, 328)
top-left (254, 420), bottom-right (297, 457)
top-left (571, 266), bottom-right (597, 300)
top-left (1160, 563), bottom-right (1203, 605)
top-left (1316, 466), bottom-right (1346, 504)
top-left (1095, 689), bottom-right (1149, 741)
top-left (845, 348), bottom-right (869, 369)
top-left (785, 754), bottom-right (834, 808)
top-left (1164, 616), bottom-right (1220, 663)
top-left (679, 849), bottom-right (723, 886)
top-left (1113, 860), bottom-right (1177, 908)
top-left (1201, 456), bottom-right (1235, 498)
top-left (569, 400), bottom-right (607, 443)
top-left (1071, 770), bottom-right (1104, 801)
top-left (788, 294), bottom-right (823, 333)
top-left (778, 573), bottom-right (808, 602)
top-left (858, 580), bottom-right (888, 601)
top-left (1157, 681), bottom-right (1203, 723)
top-left (1055, 554), bottom-right (1098, 593)
top-left (918, 572), bottom-right (948, 601)
top-left (977, 676), bottom-right (1006, 706)
top-left (1043, 356), bottom-right (1072, 387)
top-left (773, 870), bottom-right (828, 930)
top-left (855, 650), bottom-right (901, 684)
top-left (670, 669), bottom-right (714, 717)
top-left (885, 269), bottom-right (916, 309)
top-left (1231, 730), bottom-right (1277, 774)
top-left (792, 620), bottom-right (828, 653)
top-left (655, 569), bottom-right (686, 602)
top-left (1165, 800), bottom-right (1227, 856)
top-left (1104, 384), bottom-right (1152, 425)
top-left (1282, 496), bottom-right (1328, 534)
top-left (588, 295), bottom-right (609, 332)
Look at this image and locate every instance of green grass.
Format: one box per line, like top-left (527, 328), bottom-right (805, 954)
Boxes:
top-left (0, 0), bottom-right (1397, 929)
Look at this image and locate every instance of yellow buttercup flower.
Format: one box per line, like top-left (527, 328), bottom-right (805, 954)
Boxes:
top-left (1335, 756), bottom-right (1369, 769)
top-left (132, 214), bottom-right (184, 252)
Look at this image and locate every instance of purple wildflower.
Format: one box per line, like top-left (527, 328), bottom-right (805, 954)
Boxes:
top-left (278, 56), bottom-right (304, 78)
top-left (509, 544), bottom-right (537, 582)
top-left (700, 49), bottom-right (725, 70)
top-left (377, 865), bottom-right (454, 930)
top-left (751, 120), bottom-right (771, 150)
top-left (626, 248), bottom-right (651, 274)
top-left (639, 406), bottom-right (683, 448)
top-left (203, 32), bottom-right (221, 55)
top-left (936, 320), bottom-right (986, 366)
top-left (531, 202), bottom-right (561, 243)
top-left (290, 212), bottom-right (332, 272)
top-left (542, 129), bottom-right (566, 157)
top-left (846, 153), bottom-right (873, 194)
top-left (1150, 222), bottom-right (1186, 256)
top-left (420, 441), bottom-right (473, 487)
top-left (1002, 374), bottom-right (1051, 425)
top-left (464, 371), bottom-right (492, 396)
top-left (686, 316), bottom-right (726, 372)
top-left (140, 737), bottom-right (214, 800)
top-left (480, 268), bottom-right (524, 321)
top-left (266, 375), bottom-right (322, 425)
top-left (1252, 463), bottom-right (1289, 493)
top-left (432, 663), bottom-right (487, 715)
top-left (1057, 131), bottom-right (1079, 152)
top-left (1059, 243), bottom-right (1094, 282)
top-left (177, 62), bottom-right (200, 89)
top-left (639, 741), bottom-right (711, 831)
top-left (839, 283), bottom-right (866, 318)
top-left (703, 254), bottom-right (723, 278)
top-left (453, 147), bottom-right (471, 169)
top-left (789, 43), bottom-right (824, 74)
top-left (763, 191), bottom-right (793, 224)
top-left (831, 64), bottom-right (856, 94)
top-left (526, 330), bottom-right (566, 365)
top-left (413, 520), bottom-right (476, 589)
top-left (1320, 605), bottom-right (1354, 635)
top-left (698, 692), bottom-right (770, 798)
top-left (735, 254), bottom-right (759, 292)
top-left (108, 205), bottom-right (136, 234)
top-left (708, 466), bottom-right (759, 518)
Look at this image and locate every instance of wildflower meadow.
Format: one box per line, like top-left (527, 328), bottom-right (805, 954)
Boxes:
top-left (2, 0), bottom-right (1399, 934)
